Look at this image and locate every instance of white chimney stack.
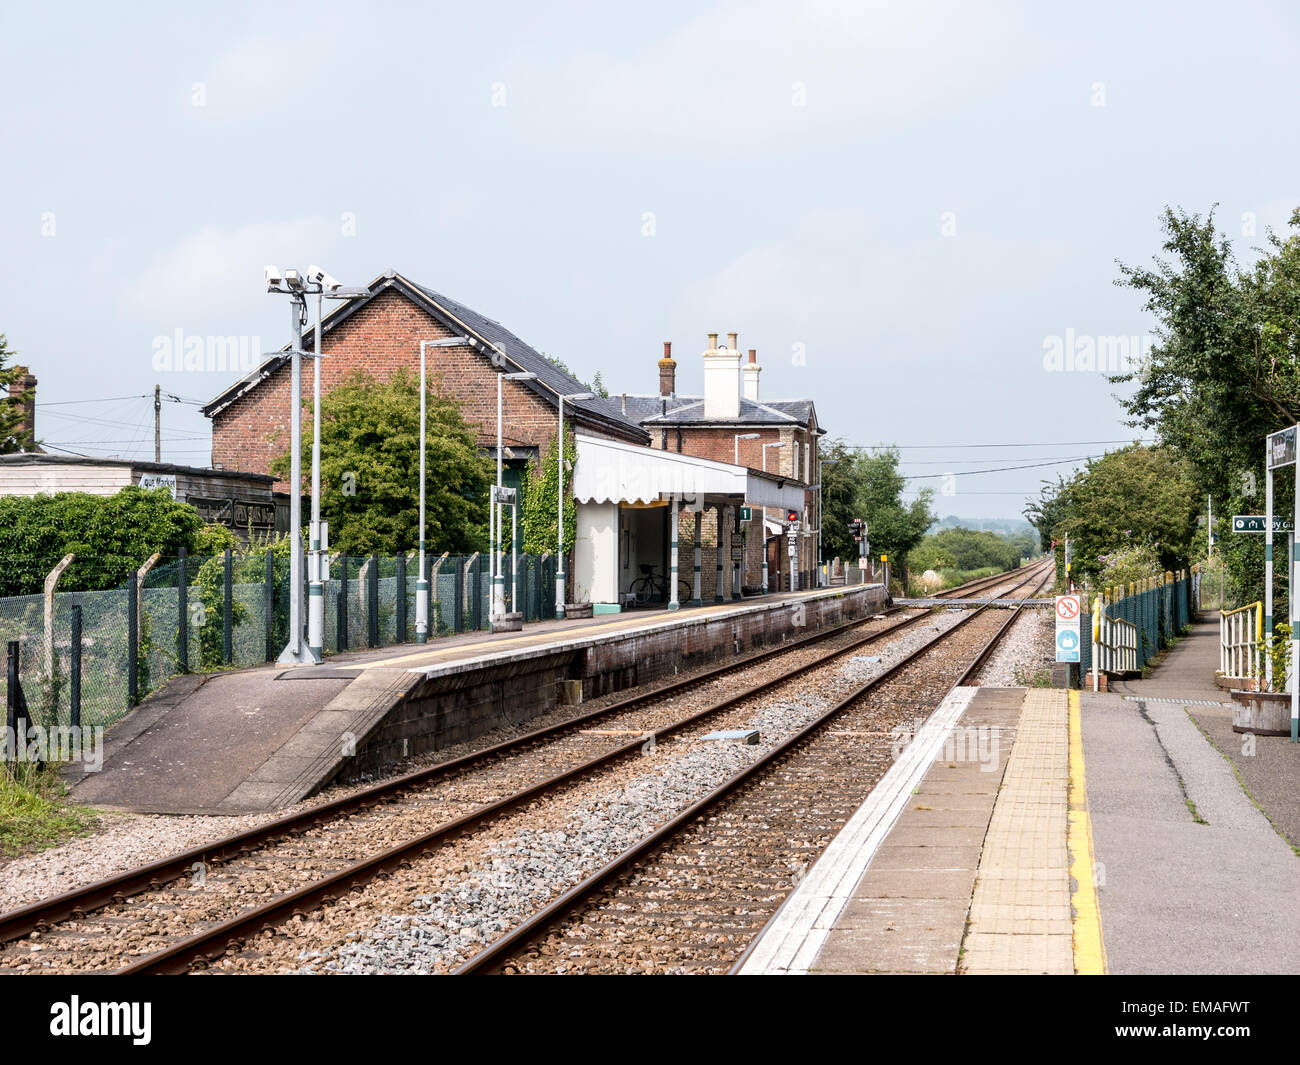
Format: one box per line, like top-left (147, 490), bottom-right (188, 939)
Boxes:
top-left (702, 332), bottom-right (741, 420)
top-left (742, 348), bottom-right (761, 402)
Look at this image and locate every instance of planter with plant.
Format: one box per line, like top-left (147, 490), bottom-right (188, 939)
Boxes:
top-left (1230, 623), bottom-right (1293, 736)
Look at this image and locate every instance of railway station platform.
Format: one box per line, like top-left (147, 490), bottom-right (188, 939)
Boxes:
top-left (741, 619), bottom-right (1300, 975)
top-left (70, 583), bottom-right (887, 816)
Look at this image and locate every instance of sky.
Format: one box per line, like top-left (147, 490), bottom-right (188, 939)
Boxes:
top-left (3, 0), bottom-right (1298, 521)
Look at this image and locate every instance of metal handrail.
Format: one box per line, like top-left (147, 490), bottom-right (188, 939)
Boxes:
top-left (1220, 600), bottom-right (1262, 682)
top-left (1093, 601), bottom-right (1138, 680)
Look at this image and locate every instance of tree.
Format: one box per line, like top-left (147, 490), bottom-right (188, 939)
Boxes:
top-left (1026, 446), bottom-right (1200, 579)
top-left (908, 541), bottom-right (957, 572)
top-left (1111, 205), bottom-right (1300, 605)
top-left (820, 439), bottom-right (935, 567)
top-left (273, 370), bottom-right (492, 556)
top-left (0, 486), bottom-right (222, 597)
top-left (930, 527), bottom-right (1023, 571)
top-left (0, 335), bottom-right (31, 453)
top-left (820, 438), bottom-right (864, 562)
top-left (1113, 206), bottom-right (1300, 504)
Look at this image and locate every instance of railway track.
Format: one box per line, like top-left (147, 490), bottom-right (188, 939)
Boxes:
top-left (455, 560), bottom-right (1053, 975)
top-left (0, 560), bottom-right (1049, 975)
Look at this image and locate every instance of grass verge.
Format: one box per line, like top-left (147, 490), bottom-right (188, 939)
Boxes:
top-left (0, 763), bottom-right (96, 858)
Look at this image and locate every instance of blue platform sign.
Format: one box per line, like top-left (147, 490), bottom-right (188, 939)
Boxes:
top-left (1055, 594), bottom-right (1081, 663)
top-left (1056, 628), bottom-right (1080, 662)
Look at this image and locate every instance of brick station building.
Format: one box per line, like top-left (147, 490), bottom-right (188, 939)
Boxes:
top-left (613, 334), bottom-right (824, 594)
top-left (203, 273), bottom-right (824, 606)
top-left (202, 269), bottom-right (650, 498)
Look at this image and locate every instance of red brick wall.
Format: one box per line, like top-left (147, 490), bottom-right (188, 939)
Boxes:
top-left (654, 424), bottom-right (820, 581)
top-left (210, 288), bottom-right (639, 487)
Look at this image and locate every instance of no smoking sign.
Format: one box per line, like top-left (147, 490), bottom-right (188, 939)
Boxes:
top-left (1056, 595), bottom-right (1080, 621)
top-left (1055, 595), bottom-right (1081, 663)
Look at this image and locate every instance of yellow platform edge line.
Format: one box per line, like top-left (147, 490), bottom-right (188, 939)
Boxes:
top-left (1067, 688), bottom-right (1108, 975)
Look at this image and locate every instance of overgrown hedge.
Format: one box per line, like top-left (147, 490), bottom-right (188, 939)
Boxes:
top-left (0, 486), bottom-right (236, 597)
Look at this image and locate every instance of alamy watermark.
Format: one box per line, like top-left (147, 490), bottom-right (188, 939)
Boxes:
top-left (2, 724), bottom-right (104, 772)
top-left (889, 716), bottom-right (999, 772)
top-left (1042, 329), bottom-right (1155, 375)
top-left (152, 329), bottom-right (263, 374)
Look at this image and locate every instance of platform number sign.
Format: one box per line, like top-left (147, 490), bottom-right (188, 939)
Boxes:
top-left (1268, 426), bottom-right (1297, 470)
top-left (1055, 594), bottom-right (1081, 663)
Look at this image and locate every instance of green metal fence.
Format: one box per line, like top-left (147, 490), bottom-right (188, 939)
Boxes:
top-left (1079, 567), bottom-right (1196, 677)
top-left (0, 549), bottom-right (556, 732)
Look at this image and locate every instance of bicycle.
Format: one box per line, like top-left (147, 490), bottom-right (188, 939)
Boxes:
top-left (628, 563), bottom-right (693, 605)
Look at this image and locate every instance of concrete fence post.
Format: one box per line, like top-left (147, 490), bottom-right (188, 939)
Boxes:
top-left (43, 552), bottom-right (75, 685)
top-left (222, 549), bottom-right (233, 666)
top-left (396, 552), bottom-right (408, 643)
top-left (178, 547), bottom-right (189, 674)
top-left (42, 552), bottom-right (75, 719)
top-left (135, 551), bottom-right (160, 693)
top-left (430, 551), bottom-right (448, 635)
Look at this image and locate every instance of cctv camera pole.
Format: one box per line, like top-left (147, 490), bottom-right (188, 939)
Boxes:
top-left (279, 294), bottom-right (314, 664)
top-left (416, 340), bottom-right (429, 643)
top-left (556, 394), bottom-right (567, 618)
top-left (492, 372), bottom-right (506, 624)
top-left (307, 288), bottom-right (325, 660)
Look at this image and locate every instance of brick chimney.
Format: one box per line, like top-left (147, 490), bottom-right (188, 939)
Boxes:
top-left (743, 348), bottom-right (761, 402)
top-left (8, 366), bottom-right (36, 450)
top-left (702, 332), bottom-right (741, 420)
top-left (658, 341), bottom-right (676, 396)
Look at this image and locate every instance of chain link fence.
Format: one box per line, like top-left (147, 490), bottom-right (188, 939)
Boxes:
top-left (2, 549), bottom-right (556, 733)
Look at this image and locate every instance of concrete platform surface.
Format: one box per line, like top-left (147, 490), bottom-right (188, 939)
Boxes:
top-left (1082, 690), bottom-right (1300, 974)
top-left (739, 687), bottom-right (1037, 975)
top-left (70, 584), bottom-right (875, 815)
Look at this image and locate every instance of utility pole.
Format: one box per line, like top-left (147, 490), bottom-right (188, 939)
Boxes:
top-left (154, 384), bottom-right (161, 463)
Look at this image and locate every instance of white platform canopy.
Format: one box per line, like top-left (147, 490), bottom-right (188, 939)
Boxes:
top-left (573, 432), bottom-right (806, 510)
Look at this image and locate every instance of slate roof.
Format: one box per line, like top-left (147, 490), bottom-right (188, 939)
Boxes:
top-left (201, 271), bottom-right (649, 442)
top-left (599, 393), bottom-right (821, 431)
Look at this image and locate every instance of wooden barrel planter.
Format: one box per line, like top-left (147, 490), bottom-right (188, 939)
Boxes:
top-left (564, 602), bottom-right (593, 620)
top-left (1230, 690), bottom-right (1292, 736)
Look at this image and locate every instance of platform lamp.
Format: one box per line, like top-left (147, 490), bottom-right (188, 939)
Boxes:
top-left (734, 432), bottom-right (759, 465)
top-left (492, 364), bottom-right (537, 623)
top-left (265, 266), bottom-right (366, 665)
top-left (556, 391), bottom-right (595, 618)
top-left (415, 335), bottom-right (471, 643)
top-left (759, 441), bottom-right (786, 594)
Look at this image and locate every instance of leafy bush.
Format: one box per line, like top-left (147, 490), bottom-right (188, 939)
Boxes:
top-left (1096, 543), bottom-right (1163, 591)
top-left (273, 369), bottom-right (491, 556)
top-left (0, 487), bottom-right (231, 597)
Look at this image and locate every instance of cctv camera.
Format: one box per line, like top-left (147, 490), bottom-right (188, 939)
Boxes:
top-left (283, 269), bottom-right (304, 292)
top-left (265, 265), bottom-right (285, 291)
top-left (307, 265), bottom-right (342, 290)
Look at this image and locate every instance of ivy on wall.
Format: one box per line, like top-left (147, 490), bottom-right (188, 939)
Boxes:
top-left (520, 429), bottom-right (577, 557)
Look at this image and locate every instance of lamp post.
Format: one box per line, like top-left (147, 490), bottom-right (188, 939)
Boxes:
top-left (555, 391), bottom-right (595, 618)
top-left (734, 432), bottom-right (759, 465)
top-left (760, 441), bottom-right (785, 594)
top-left (762, 440), bottom-right (784, 472)
top-left (413, 337), bottom-right (470, 642)
top-left (493, 368), bottom-right (536, 624)
top-left (264, 266), bottom-right (365, 665)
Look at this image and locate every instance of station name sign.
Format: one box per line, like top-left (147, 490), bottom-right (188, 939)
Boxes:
top-left (1232, 515), bottom-right (1294, 533)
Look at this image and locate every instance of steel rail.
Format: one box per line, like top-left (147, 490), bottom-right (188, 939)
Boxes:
top-left (452, 561), bottom-right (1053, 975)
top-left (724, 563), bottom-right (1054, 975)
top-left (0, 598), bottom-right (928, 947)
top-left (111, 592), bottom-right (973, 974)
